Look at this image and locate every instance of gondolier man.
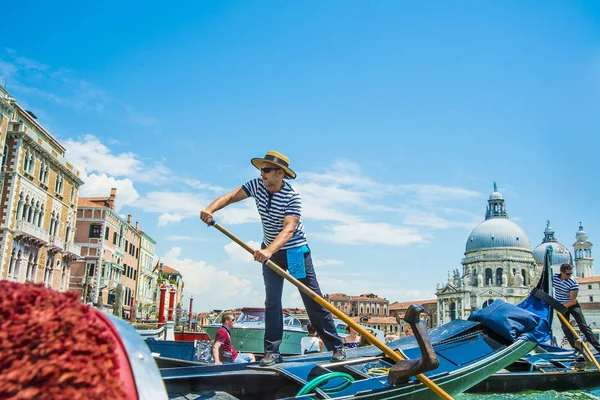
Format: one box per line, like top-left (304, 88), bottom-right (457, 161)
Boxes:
top-left (553, 263), bottom-right (600, 353)
top-left (201, 150), bottom-right (346, 366)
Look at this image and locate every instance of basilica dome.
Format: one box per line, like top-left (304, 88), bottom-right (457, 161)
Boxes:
top-left (465, 184), bottom-right (531, 253)
top-left (466, 218), bottom-right (531, 253)
top-left (532, 220), bottom-right (573, 265)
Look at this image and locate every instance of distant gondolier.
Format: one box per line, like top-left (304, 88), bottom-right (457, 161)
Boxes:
top-left (201, 150), bottom-right (346, 366)
top-left (553, 263), bottom-right (600, 353)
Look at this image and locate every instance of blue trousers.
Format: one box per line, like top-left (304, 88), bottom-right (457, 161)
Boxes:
top-left (262, 246), bottom-right (343, 354)
top-left (561, 303), bottom-right (600, 352)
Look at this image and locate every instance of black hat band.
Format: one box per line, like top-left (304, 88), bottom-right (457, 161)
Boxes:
top-left (263, 154), bottom-right (289, 168)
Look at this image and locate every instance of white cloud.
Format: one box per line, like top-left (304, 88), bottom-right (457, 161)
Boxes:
top-left (180, 178), bottom-right (226, 193)
top-left (316, 222), bottom-right (425, 246)
top-left (134, 191), bottom-right (203, 215)
top-left (65, 135), bottom-right (143, 177)
top-left (224, 240), bottom-right (262, 263)
top-left (396, 184), bottom-right (481, 203)
top-left (65, 135), bottom-right (173, 184)
top-left (124, 105), bottom-right (159, 127)
top-left (158, 213), bottom-right (186, 226)
top-left (165, 235), bottom-right (206, 242)
top-left (161, 247), bottom-right (263, 310)
top-left (313, 259), bottom-right (344, 267)
top-left (403, 210), bottom-right (477, 230)
top-left (78, 173), bottom-right (139, 210)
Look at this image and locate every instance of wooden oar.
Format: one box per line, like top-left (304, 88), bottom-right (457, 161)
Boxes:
top-left (555, 312), bottom-right (600, 370)
top-left (208, 221), bottom-right (454, 400)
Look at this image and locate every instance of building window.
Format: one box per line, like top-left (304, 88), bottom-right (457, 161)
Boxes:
top-left (449, 303), bottom-right (456, 320)
top-left (89, 224), bottom-right (102, 238)
top-left (589, 285), bottom-right (592, 290)
top-left (23, 148), bottom-right (35, 175)
top-left (113, 232), bottom-right (118, 245)
top-left (485, 268), bottom-right (493, 285)
top-left (105, 227), bottom-right (110, 240)
top-left (7, 249), bottom-right (18, 281)
top-left (2, 145), bottom-right (8, 167)
top-left (590, 296), bottom-right (594, 302)
top-left (54, 172), bottom-right (64, 195)
top-left (38, 160), bottom-right (49, 184)
top-left (482, 299), bottom-right (495, 308)
top-left (495, 268), bottom-right (503, 285)
top-left (60, 265), bottom-right (67, 291)
top-left (70, 184), bottom-right (75, 203)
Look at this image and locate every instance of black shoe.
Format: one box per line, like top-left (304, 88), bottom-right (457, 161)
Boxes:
top-left (331, 348), bottom-right (346, 362)
top-left (260, 352), bottom-right (283, 367)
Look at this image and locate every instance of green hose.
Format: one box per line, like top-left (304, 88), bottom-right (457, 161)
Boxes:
top-left (296, 372), bottom-right (355, 396)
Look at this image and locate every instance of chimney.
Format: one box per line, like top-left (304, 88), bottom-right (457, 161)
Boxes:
top-left (127, 214), bottom-right (132, 224)
top-left (135, 221), bottom-right (139, 231)
top-left (107, 188), bottom-right (117, 210)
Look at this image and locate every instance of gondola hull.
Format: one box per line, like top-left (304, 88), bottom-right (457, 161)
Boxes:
top-left (161, 320), bottom-right (538, 399)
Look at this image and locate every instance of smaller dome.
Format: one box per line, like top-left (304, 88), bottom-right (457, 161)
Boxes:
top-left (576, 222), bottom-right (589, 243)
top-left (489, 191), bottom-right (503, 201)
top-left (533, 242), bottom-right (572, 265)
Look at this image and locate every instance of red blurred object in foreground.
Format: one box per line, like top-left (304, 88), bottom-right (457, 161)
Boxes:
top-left (0, 282), bottom-right (137, 400)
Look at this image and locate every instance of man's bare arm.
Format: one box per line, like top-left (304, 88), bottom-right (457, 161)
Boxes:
top-left (253, 215), bottom-right (299, 263)
top-left (565, 290), bottom-right (579, 308)
top-left (201, 187), bottom-right (249, 225)
top-left (213, 341), bottom-right (222, 365)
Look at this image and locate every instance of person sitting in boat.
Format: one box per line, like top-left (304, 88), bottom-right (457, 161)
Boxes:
top-left (300, 323), bottom-right (324, 354)
top-left (213, 314), bottom-right (256, 365)
top-left (342, 325), bottom-right (361, 349)
top-left (553, 263), bottom-right (600, 354)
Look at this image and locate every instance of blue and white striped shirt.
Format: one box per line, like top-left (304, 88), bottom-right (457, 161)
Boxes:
top-left (242, 178), bottom-right (308, 250)
top-left (552, 273), bottom-right (579, 304)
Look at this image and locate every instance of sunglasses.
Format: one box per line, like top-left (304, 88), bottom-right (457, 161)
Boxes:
top-left (564, 271), bottom-right (573, 275)
top-left (261, 167), bottom-right (281, 174)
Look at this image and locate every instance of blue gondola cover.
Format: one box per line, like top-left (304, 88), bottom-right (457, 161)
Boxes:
top-left (468, 299), bottom-right (542, 343)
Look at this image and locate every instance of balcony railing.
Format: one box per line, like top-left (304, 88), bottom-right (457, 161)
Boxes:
top-left (48, 235), bottom-right (65, 251)
top-left (15, 220), bottom-right (49, 244)
top-left (64, 241), bottom-right (81, 257)
top-left (97, 277), bottom-right (108, 289)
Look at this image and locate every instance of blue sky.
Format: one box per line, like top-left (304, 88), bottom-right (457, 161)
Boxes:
top-left (2, 1), bottom-right (599, 312)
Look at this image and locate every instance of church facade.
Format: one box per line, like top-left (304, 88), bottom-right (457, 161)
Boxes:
top-left (436, 184), bottom-right (596, 332)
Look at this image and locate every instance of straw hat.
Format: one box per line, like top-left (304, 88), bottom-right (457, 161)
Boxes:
top-left (251, 150), bottom-right (296, 179)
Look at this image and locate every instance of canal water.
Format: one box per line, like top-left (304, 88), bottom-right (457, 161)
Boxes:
top-left (457, 391), bottom-right (600, 399)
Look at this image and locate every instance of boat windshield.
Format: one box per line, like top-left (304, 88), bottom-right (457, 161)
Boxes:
top-left (237, 310), bottom-right (265, 323)
top-left (236, 310), bottom-right (302, 328)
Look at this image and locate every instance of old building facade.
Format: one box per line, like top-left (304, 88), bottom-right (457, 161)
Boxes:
top-left (325, 292), bottom-right (390, 317)
top-left (69, 189), bottom-right (157, 319)
top-left (0, 87), bottom-right (83, 290)
top-left (137, 231), bottom-right (158, 319)
top-left (436, 184), bottom-right (539, 325)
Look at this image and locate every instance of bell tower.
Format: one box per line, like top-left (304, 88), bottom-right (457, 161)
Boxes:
top-left (574, 222), bottom-right (594, 278)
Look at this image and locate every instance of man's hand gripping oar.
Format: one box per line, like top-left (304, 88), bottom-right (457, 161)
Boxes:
top-left (205, 220), bottom-right (454, 400)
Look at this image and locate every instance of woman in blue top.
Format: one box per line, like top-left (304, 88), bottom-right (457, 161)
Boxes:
top-left (342, 325), bottom-right (361, 349)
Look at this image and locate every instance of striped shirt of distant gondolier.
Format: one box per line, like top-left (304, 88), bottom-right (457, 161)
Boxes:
top-left (242, 178), bottom-right (308, 250)
top-left (552, 273), bottom-right (580, 304)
